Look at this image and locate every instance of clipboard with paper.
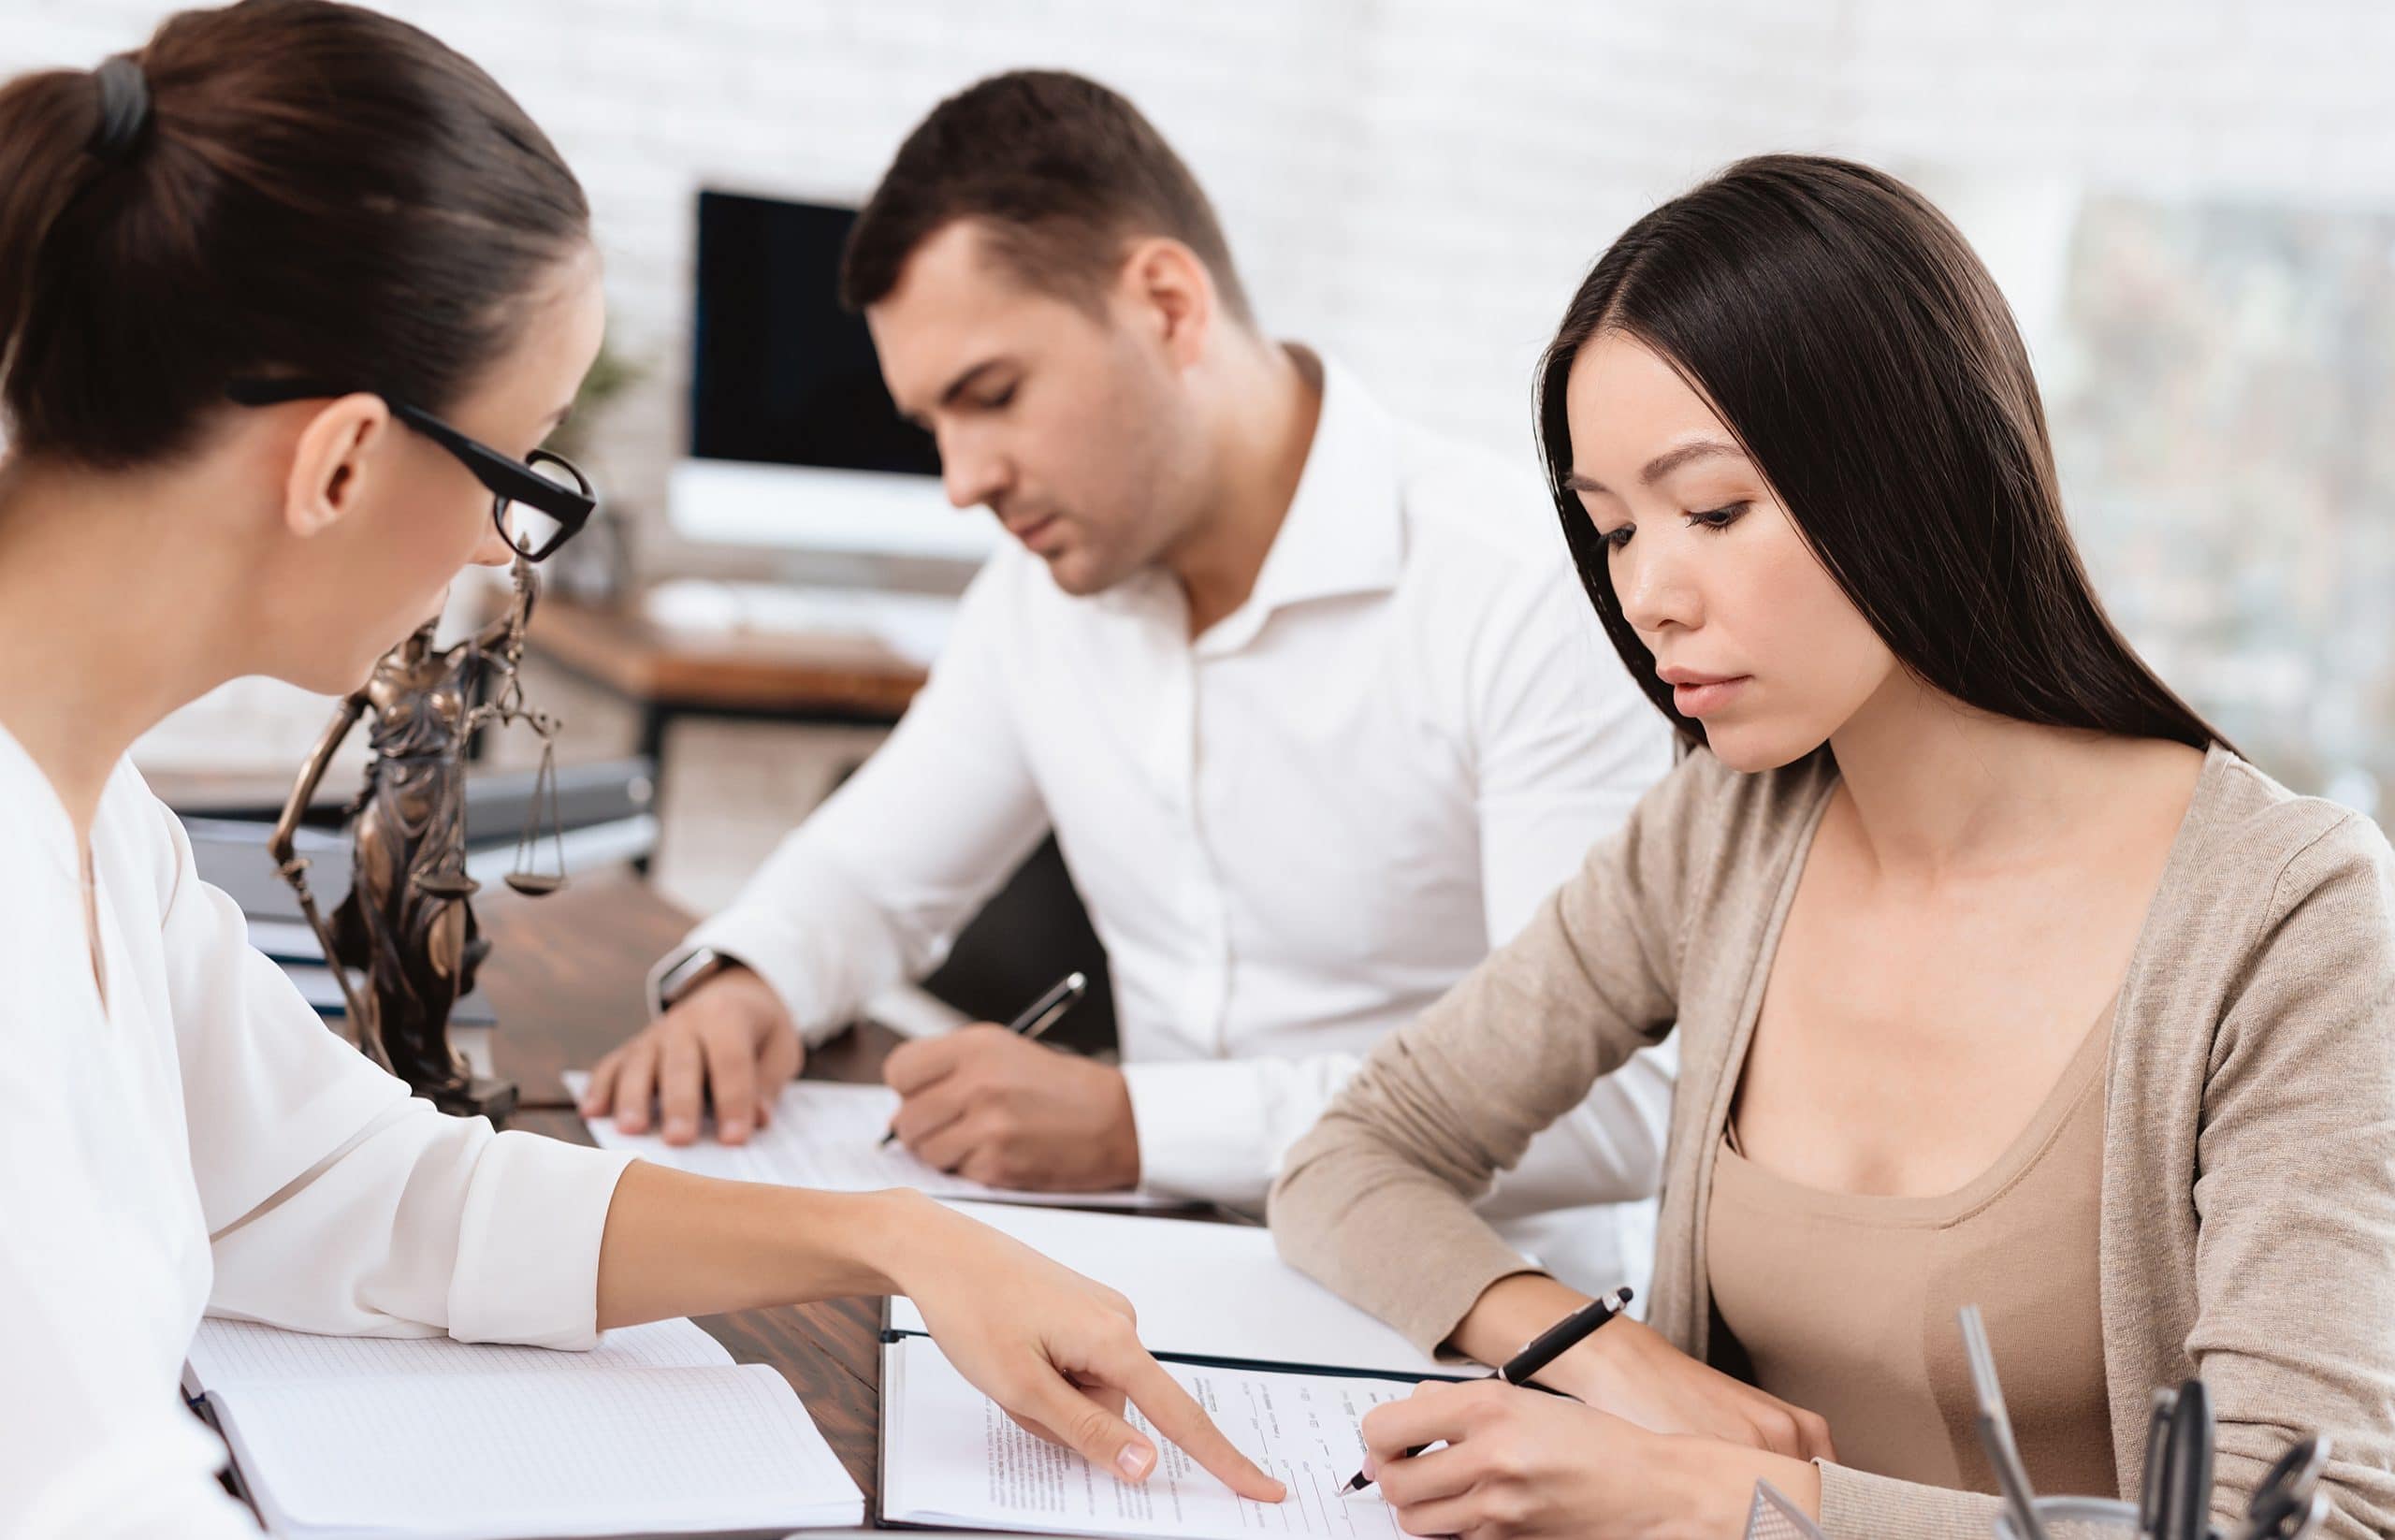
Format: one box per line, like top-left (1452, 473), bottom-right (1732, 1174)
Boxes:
top-left (875, 1202), bottom-right (1481, 1538)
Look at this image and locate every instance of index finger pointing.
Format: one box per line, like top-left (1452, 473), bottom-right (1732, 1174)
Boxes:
top-left (1102, 1344), bottom-right (1285, 1503)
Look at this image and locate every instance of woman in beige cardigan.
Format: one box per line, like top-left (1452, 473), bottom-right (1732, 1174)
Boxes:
top-left (1270, 154), bottom-right (2395, 1540)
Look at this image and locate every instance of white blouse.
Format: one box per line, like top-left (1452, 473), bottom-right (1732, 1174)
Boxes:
top-left (0, 726), bottom-right (633, 1537)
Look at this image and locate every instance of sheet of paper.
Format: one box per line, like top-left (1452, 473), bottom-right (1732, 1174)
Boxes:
top-left (562, 1070), bottom-right (1195, 1211)
top-left (886, 1203), bottom-right (1449, 1378)
top-left (882, 1336), bottom-right (1414, 1540)
top-left (186, 1315), bottom-right (728, 1392)
top-left (214, 1363), bottom-right (864, 1538)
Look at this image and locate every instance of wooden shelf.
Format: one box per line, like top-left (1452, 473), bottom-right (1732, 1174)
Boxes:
top-left (528, 595), bottom-right (928, 721)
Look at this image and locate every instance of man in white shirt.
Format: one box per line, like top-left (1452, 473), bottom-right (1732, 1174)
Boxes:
top-left (580, 70), bottom-right (1676, 1292)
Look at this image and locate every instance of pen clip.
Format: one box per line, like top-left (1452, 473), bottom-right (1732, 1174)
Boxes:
top-left (2139, 1387), bottom-right (2178, 1536)
top-left (2169, 1378), bottom-right (2214, 1540)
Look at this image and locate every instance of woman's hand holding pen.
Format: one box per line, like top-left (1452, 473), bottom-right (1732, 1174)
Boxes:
top-left (1455, 1274), bottom-right (1836, 1461)
top-left (894, 1199), bottom-right (1286, 1504)
top-left (1359, 1381), bottom-right (1814, 1540)
top-left (1550, 1316), bottom-right (1836, 1460)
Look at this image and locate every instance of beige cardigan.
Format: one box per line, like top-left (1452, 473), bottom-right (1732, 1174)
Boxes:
top-left (1270, 745), bottom-right (2395, 1539)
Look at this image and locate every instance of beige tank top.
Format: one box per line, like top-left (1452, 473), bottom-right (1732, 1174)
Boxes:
top-left (1706, 1004), bottom-right (2118, 1500)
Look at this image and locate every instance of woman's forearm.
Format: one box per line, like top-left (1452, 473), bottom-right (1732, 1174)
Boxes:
top-left (593, 1160), bottom-right (937, 1329)
top-left (1449, 1271), bottom-right (1593, 1371)
top-left (592, 1161), bottom-right (1287, 1501)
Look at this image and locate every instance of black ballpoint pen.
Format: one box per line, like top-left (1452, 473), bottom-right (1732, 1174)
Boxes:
top-left (1343, 1286), bottom-right (1633, 1494)
top-left (878, 971), bottom-right (1089, 1147)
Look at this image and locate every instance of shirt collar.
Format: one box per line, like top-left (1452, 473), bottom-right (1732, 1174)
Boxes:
top-left (1194, 351), bottom-right (1403, 652)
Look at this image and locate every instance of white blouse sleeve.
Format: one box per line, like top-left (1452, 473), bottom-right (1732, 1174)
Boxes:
top-left (142, 789), bottom-right (636, 1344)
top-left (4, 775), bottom-right (634, 1538)
top-left (654, 554), bottom-right (1050, 1046)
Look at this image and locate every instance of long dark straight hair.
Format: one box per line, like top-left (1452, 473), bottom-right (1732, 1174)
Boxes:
top-left (1535, 153), bottom-right (2230, 757)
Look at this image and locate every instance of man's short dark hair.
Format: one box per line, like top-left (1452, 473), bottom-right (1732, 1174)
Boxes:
top-left (840, 70), bottom-right (1253, 323)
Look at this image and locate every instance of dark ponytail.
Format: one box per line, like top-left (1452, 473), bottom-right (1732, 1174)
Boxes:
top-left (0, 71), bottom-right (108, 410)
top-left (0, 0), bottom-right (590, 470)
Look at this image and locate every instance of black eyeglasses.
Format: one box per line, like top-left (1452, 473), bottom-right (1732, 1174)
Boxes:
top-left (226, 378), bottom-right (596, 562)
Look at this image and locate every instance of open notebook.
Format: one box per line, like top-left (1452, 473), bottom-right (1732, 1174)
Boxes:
top-left (878, 1205), bottom-right (1474, 1537)
top-left (561, 1071), bottom-right (1196, 1211)
top-left (185, 1315), bottom-right (864, 1538)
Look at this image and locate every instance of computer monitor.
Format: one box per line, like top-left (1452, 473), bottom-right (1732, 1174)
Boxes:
top-left (671, 189), bottom-right (996, 562)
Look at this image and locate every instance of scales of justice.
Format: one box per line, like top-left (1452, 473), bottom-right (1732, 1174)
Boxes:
top-left (266, 559), bottom-right (568, 1122)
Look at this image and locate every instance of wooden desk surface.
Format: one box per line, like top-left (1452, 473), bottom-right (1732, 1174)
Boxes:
top-left (478, 876), bottom-right (898, 1511)
top-left (527, 596), bottom-right (928, 719)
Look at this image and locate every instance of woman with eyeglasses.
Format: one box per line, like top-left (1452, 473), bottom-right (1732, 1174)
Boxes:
top-left (0, 4), bottom-right (1282, 1533)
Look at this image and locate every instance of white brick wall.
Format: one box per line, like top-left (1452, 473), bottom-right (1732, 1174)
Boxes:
top-left (11, 0), bottom-right (2393, 532)
top-left (12, 0), bottom-right (2394, 885)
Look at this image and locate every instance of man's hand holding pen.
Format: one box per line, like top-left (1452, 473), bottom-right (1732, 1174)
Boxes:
top-left (876, 971), bottom-right (1135, 1192)
top-left (880, 1024), bottom-right (1140, 1190)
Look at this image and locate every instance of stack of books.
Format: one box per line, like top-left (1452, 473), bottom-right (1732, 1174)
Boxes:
top-left (172, 757), bottom-right (660, 1071)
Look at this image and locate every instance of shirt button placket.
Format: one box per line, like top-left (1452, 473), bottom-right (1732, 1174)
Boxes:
top-left (1182, 654), bottom-right (1234, 1054)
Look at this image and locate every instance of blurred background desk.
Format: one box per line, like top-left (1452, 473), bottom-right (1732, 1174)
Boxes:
top-left (507, 592), bottom-right (930, 879)
top-left (523, 593), bottom-right (929, 800)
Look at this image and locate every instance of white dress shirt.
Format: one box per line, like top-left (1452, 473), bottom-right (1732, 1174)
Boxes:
top-left (665, 355), bottom-right (1677, 1293)
top-left (0, 727), bottom-right (633, 1538)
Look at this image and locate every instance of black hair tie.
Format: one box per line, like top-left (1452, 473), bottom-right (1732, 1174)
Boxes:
top-left (87, 56), bottom-right (151, 164)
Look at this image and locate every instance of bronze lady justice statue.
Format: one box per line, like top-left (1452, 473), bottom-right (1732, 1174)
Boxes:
top-left (267, 560), bottom-right (564, 1119)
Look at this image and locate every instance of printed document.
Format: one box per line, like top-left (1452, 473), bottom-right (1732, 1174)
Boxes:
top-left (562, 1071), bottom-right (1192, 1211)
top-left (880, 1334), bottom-right (1418, 1540)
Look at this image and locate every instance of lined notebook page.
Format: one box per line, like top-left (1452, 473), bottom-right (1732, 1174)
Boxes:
top-left (215, 1363), bottom-right (864, 1538)
top-left (562, 1071), bottom-right (1191, 1211)
top-left (186, 1315), bottom-right (729, 1390)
